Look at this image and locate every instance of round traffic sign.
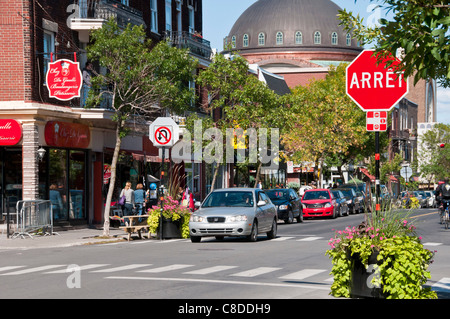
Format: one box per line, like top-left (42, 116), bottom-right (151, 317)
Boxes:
top-left (154, 126), bottom-right (172, 145)
top-left (346, 50), bottom-right (409, 111)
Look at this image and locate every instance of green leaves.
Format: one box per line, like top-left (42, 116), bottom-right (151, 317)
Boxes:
top-left (339, 2), bottom-right (450, 87)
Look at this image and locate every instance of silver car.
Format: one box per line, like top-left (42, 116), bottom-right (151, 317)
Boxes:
top-left (189, 188), bottom-right (278, 243)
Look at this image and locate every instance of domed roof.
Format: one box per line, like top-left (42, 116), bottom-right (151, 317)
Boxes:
top-left (226, 0), bottom-right (361, 53)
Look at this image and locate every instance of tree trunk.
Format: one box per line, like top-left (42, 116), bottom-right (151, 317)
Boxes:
top-left (209, 163), bottom-right (220, 193)
top-left (253, 161), bottom-right (262, 188)
top-left (102, 122), bottom-right (123, 237)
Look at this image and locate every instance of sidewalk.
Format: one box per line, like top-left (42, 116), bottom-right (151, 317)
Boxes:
top-left (0, 225), bottom-right (129, 250)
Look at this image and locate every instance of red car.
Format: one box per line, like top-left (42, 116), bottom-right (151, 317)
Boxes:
top-left (301, 189), bottom-right (338, 218)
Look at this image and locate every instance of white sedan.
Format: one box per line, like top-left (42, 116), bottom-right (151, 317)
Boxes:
top-left (189, 188), bottom-right (278, 243)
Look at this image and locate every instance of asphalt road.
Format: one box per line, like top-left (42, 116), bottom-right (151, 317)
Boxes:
top-left (0, 208), bottom-right (448, 305)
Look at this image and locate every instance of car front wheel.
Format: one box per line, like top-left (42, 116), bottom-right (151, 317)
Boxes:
top-left (247, 221), bottom-right (258, 242)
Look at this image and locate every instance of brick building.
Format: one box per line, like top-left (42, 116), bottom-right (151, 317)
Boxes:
top-left (0, 0), bottom-right (209, 228)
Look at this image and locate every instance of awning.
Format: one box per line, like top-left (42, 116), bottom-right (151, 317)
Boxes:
top-left (359, 168), bottom-right (375, 182)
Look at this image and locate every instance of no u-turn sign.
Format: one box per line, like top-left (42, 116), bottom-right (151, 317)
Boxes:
top-left (149, 117), bottom-right (179, 148)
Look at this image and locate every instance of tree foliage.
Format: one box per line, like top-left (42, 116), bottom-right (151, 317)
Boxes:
top-left (339, 0), bottom-right (450, 87)
top-left (87, 19), bottom-right (197, 236)
top-left (281, 64), bottom-right (371, 181)
top-left (418, 123), bottom-right (450, 181)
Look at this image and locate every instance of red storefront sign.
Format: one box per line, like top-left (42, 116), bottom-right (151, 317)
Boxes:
top-left (45, 121), bottom-right (90, 149)
top-left (46, 59), bottom-right (83, 101)
top-left (0, 119), bottom-right (22, 146)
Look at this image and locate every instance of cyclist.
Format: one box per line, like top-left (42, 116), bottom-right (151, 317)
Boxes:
top-left (436, 179), bottom-right (450, 223)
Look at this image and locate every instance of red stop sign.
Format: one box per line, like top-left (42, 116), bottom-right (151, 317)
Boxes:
top-left (346, 50), bottom-right (408, 111)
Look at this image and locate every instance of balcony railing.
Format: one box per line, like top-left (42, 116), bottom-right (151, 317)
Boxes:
top-left (71, 0), bottom-right (145, 28)
top-left (164, 31), bottom-right (212, 61)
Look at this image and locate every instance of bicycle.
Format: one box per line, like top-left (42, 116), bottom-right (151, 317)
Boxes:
top-left (440, 200), bottom-right (450, 229)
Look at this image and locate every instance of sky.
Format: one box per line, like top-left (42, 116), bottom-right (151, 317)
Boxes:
top-left (202, 0), bottom-right (450, 125)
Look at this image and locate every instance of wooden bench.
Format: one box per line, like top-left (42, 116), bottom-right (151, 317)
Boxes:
top-left (119, 215), bottom-right (150, 241)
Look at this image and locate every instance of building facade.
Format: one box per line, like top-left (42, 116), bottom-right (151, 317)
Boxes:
top-left (0, 0), bottom-right (209, 228)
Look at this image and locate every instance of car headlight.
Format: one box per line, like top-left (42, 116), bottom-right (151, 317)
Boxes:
top-left (278, 205), bottom-right (288, 210)
top-left (226, 215), bottom-right (248, 222)
top-left (190, 215), bottom-right (204, 222)
top-left (302, 204), bottom-right (306, 209)
top-left (324, 203), bottom-right (332, 208)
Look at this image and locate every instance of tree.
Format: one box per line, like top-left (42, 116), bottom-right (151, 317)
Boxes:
top-left (339, 1), bottom-right (450, 87)
top-left (418, 123), bottom-right (450, 181)
top-left (195, 53), bottom-right (283, 190)
top-left (87, 20), bottom-right (197, 236)
top-left (282, 64), bottom-right (371, 184)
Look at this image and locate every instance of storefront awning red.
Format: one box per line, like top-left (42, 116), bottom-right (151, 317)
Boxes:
top-left (359, 168), bottom-right (375, 182)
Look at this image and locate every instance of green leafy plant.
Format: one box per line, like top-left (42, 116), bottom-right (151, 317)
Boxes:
top-left (147, 195), bottom-right (191, 238)
top-left (326, 210), bottom-right (437, 299)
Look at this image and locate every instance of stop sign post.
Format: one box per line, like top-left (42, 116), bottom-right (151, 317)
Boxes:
top-left (346, 50), bottom-right (409, 211)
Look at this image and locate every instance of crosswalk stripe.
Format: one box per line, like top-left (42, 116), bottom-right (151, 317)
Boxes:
top-left (184, 266), bottom-right (239, 275)
top-left (45, 264), bottom-right (110, 274)
top-left (423, 242), bottom-right (443, 246)
top-left (230, 267), bottom-right (281, 277)
top-left (91, 264), bottom-right (152, 273)
top-left (432, 277), bottom-right (450, 292)
top-left (279, 269), bottom-right (327, 280)
top-left (0, 266), bottom-right (26, 272)
top-left (1, 265), bottom-right (65, 276)
top-left (297, 237), bottom-right (323, 241)
top-left (272, 237), bottom-right (295, 241)
top-left (137, 264), bottom-right (194, 273)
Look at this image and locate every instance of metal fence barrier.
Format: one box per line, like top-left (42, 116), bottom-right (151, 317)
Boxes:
top-left (12, 200), bottom-right (54, 239)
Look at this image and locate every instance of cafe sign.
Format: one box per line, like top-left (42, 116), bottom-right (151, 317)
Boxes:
top-left (0, 119), bottom-right (22, 146)
top-left (46, 59), bottom-right (82, 101)
top-left (45, 121), bottom-right (90, 149)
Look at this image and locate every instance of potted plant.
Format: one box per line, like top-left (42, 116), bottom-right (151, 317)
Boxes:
top-left (326, 208), bottom-right (437, 299)
top-left (147, 195), bottom-right (191, 239)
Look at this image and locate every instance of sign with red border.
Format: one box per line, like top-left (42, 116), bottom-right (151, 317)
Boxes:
top-left (46, 59), bottom-right (83, 101)
top-left (44, 121), bottom-right (90, 148)
top-left (366, 111), bottom-right (388, 132)
top-left (0, 119), bottom-right (22, 146)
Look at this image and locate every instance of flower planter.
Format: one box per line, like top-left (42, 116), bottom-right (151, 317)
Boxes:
top-left (349, 251), bottom-right (385, 299)
top-left (158, 217), bottom-right (181, 239)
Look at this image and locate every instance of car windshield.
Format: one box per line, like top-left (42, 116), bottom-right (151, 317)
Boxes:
top-left (331, 191), bottom-right (341, 199)
top-left (202, 191), bottom-right (254, 207)
top-left (266, 190), bottom-right (289, 200)
top-left (339, 189), bottom-right (353, 197)
top-left (303, 191), bottom-right (330, 200)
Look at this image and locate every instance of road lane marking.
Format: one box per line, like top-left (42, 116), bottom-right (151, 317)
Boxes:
top-left (184, 266), bottom-right (239, 275)
top-left (137, 264), bottom-right (194, 273)
top-left (432, 278), bottom-right (450, 293)
top-left (91, 264), bottom-right (153, 273)
top-left (297, 237), bottom-right (323, 241)
top-left (272, 237), bottom-right (295, 241)
top-left (230, 267), bottom-right (281, 277)
top-left (279, 269), bottom-right (327, 280)
top-left (45, 264), bottom-right (110, 274)
top-left (423, 242), bottom-right (443, 246)
top-left (0, 266), bottom-right (26, 272)
top-left (1, 265), bottom-right (66, 275)
top-left (106, 276), bottom-right (331, 291)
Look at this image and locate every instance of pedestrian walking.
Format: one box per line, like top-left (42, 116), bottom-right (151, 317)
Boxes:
top-left (120, 181), bottom-right (135, 217)
top-left (134, 183), bottom-right (145, 216)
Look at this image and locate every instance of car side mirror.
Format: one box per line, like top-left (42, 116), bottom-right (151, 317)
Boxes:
top-left (195, 202), bottom-right (201, 208)
top-left (257, 200), bottom-right (266, 207)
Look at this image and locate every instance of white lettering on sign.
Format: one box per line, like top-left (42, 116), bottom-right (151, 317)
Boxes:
top-left (350, 71), bottom-right (404, 89)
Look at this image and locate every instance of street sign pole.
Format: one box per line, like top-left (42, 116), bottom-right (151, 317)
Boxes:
top-left (159, 146), bottom-right (166, 241)
top-left (375, 132), bottom-right (381, 213)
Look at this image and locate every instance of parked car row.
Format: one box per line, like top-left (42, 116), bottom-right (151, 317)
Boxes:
top-left (189, 186), bottom-right (367, 243)
top-left (400, 190), bottom-right (437, 208)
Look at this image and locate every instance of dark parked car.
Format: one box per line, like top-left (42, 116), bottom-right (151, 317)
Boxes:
top-left (330, 190), bottom-right (349, 217)
top-left (266, 188), bottom-right (303, 223)
top-left (336, 187), bottom-right (361, 214)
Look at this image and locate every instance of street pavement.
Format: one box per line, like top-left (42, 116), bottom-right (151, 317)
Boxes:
top-left (0, 225), bottom-right (128, 250)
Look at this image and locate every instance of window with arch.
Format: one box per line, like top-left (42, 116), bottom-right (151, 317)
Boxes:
top-left (231, 35), bottom-right (236, 48)
top-left (295, 31), bottom-right (303, 44)
top-left (331, 32), bottom-right (338, 45)
top-left (258, 32), bottom-right (265, 46)
top-left (276, 31), bottom-right (283, 45)
top-left (346, 33), bottom-right (351, 46)
top-left (243, 34), bottom-right (249, 47)
top-left (314, 31), bottom-right (321, 44)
